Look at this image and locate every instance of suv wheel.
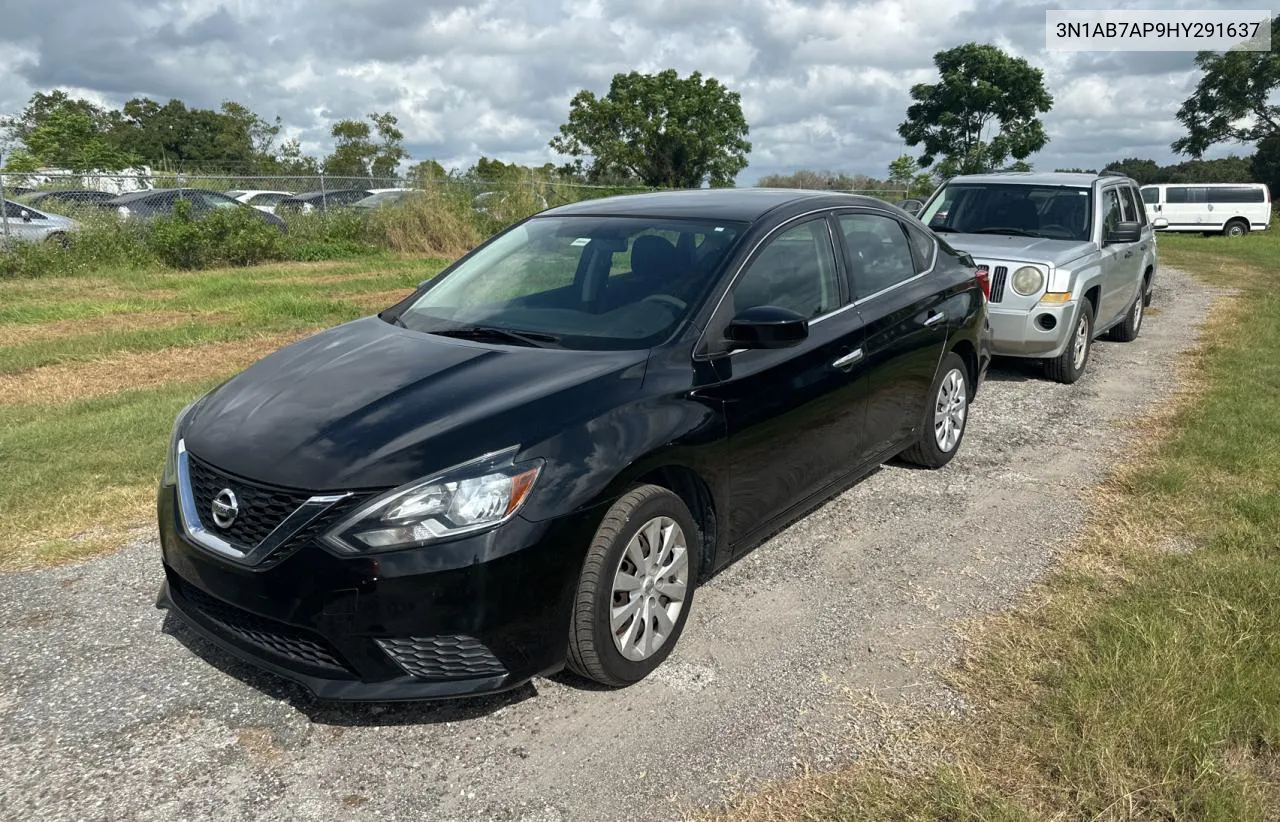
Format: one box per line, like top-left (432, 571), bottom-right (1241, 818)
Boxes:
top-left (1224, 219), bottom-right (1249, 237)
top-left (567, 484), bottom-right (699, 687)
top-left (1045, 299), bottom-right (1094, 384)
top-left (900, 352), bottom-right (969, 468)
top-left (1107, 291), bottom-right (1144, 342)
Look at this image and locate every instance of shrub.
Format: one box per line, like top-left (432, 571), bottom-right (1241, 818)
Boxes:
top-left (146, 200), bottom-right (286, 269)
top-left (366, 188), bottom-right (481, 256)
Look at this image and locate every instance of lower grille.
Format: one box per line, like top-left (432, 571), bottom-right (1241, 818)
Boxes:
top-left (990, 265), bottom-right (1009, 303)
top-left (376, 636), bottom-right (507, 680)
top-left (173, 577), bottom-right (350, 674)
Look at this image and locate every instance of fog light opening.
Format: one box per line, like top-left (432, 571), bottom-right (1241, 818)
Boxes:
top-left (1036, 313), bottom-right (1057, 331)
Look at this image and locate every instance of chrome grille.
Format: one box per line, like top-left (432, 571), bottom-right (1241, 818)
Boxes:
top-left (990, 265), bottom-right (1009, 303)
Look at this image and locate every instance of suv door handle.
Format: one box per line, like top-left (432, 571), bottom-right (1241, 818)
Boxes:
top-left (832, 349), bottom-right (863, 369)
top-left (924, 311), bottom-right (946, 327)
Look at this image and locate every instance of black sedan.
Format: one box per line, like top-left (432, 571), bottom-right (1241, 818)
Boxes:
top-left (108, 188), bottom-right (287, 231)
top-left (155, 188), bottom-right (991, 701)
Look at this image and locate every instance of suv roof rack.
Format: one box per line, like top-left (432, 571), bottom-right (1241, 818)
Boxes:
top-left (1097, 170), bottom-right (1130, 178)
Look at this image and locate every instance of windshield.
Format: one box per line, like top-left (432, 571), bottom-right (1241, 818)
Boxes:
top-left (920, 183), bottom-right (1093, 242)
top-left (393, 215), bottom-right (745, 351)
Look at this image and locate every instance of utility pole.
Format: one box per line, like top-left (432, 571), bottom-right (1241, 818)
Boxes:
top-left (0, 151), bottom-right (11, 246)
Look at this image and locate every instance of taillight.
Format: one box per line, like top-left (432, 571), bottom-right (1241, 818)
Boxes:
top-left (975, 265), bottom-right (991, 301)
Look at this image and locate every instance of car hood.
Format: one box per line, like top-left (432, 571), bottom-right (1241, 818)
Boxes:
top-left (942, 234), bottom-right (1097, 268)
top-left (182, 316), bottom-right (649, 491)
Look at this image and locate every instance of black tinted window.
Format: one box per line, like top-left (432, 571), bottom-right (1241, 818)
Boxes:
top-left (1121, 186), bottom-right (1146, 227)
top-left (904, 220), bottom-right (936, 272)
top-left (1141, 187), bottom-right (1159, 204)
top-left (1207, 186), bottom-right (1266, 203)
top-left (733, 219), bottom-right (841, 319)
top-left (838, 213), bottom-right (919, 297)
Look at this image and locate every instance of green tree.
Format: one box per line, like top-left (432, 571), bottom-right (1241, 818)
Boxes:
top-left (408, 159), bottom-right (447, 185)
top-left (897, 43), bottom-right (1053, 177)
top-left (1, 90), bottom-right (136, 170)
top-left (274, 139), bottom-right (319, 175)
top-left (1252, 134), bottom-right (1280, 198)
top-left (323, 112), bottom-right (408, 179)
top-left (1102, 158), bottom-right (1163, 184)
top-left (1172, 16), bottom-right (1280, 157)
top-left (549, 69), bottom-right (751, 188)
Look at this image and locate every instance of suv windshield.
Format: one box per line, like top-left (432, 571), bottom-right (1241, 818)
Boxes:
top-left (920, 183), bottom-right (1093, 242)
top-left (393, 215), bottom-right (745, 351)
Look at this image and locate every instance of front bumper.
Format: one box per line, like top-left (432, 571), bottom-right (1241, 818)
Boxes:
top-left (156, 485), bottom-right (602, 701)
top-left (987, 300), bottom-right (1081, 359)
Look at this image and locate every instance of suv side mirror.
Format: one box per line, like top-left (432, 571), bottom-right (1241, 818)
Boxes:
top-left (1152, 217), bottom-right (1169, 230)
top-left (1105, 220), bottom-right (1141, 245)
top-left (725, 305), bottom-right (809, 349)
top-left (896, 199), bottom-right (924, 216)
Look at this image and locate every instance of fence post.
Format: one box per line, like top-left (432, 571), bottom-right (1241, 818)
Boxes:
top-left (0, 154), bottom-right (10, 246)
top-left (319, 170), bottom-right (327, 210)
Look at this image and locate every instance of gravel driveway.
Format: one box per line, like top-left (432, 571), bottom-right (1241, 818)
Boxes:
top-left (0, 268), bottom-right (1212, 822)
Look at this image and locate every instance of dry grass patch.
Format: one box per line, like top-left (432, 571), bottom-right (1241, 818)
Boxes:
top-left (334, 287), bottom-right (416, 313)
top-left (0, 310), bottom-right (228, 347)
top-left (0, 331), bottom-right (313, 406)
top-left (0, 484), bottom-right (158, 572)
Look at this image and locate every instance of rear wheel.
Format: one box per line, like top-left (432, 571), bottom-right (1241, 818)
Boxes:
top-left (1224, 219), bottom-right (1249, 237)
top-left (567, 485), bottom-right (699, 687)
top-left (900, 352), bottom-right (969, 469)
top-left (1107, 290), bottom-right (1144, 342)
top-left (1045, 299), bottom-right (1093, 384)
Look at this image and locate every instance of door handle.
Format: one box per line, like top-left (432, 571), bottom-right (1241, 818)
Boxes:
top-left (832, 349), bottom-right (863, 369)
top-left (1124, 251), bottom-right (1133, 258)
top-left (924, 311), bottom-right (946, 327)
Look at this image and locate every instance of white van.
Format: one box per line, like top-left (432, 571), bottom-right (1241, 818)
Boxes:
top-left (1139, 183), bottom-right (1271, 236)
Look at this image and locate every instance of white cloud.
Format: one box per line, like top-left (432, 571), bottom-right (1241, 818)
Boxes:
top-left (0, 0), bottom-right (1254, 182)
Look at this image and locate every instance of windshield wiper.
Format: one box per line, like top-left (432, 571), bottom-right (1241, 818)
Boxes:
top-left (972, 227), bottom-right (1038, 237)
top-left (428, 325), bottom-right (561, 347)
top-left (930, 225), bottom-right (959, 233)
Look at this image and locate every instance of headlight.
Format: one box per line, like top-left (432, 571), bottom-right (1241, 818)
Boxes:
top-left (1011, 266), bottom-right (1044, 296)
top-left (160, 398), bottom-right (200, 486)
top-left (321, 447), bottom-right (542, 554)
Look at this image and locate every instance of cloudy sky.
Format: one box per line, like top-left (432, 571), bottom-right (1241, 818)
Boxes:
top-left (0, 0), bottom-right (1267, 184)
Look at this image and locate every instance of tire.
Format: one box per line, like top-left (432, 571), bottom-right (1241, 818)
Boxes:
top-left (1107, 290), bottom-right (1144, 342)
top-left (1142, 270), bottom-right (1154, 307)
top-left (45, 232), bottom-right (69, 248)
top-left (900, 352), bottom-right (970, 469)
top-left (1224, 219), bottom-right (1249, 237)
top-left (1045, 298), bottom-right (1094, 384)
top-left (567, 484), bottom-right (699, 687)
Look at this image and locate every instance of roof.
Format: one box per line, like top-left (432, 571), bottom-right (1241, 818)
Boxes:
top-left (945, 171), bottom-right (1120, 187)
top-left (109, 188), bottom-right (182, 203)
top-left (283, 189), bottom-right (369, 199)
top-left (541, 187), bottom-right (894, 222)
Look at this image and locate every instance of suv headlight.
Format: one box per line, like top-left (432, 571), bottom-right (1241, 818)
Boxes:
top-left (160, 398), bottom-right (201, 487)
top-left (1011, 266), bottom-right (1045, 296)
top-left (321, 447), bottom-right (542, 554)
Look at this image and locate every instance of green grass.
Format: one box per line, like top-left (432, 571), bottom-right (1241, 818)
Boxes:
top-left (714, 229), bottom-right (1280, 821)
top-left (0, 254), bottom-right (448, 570)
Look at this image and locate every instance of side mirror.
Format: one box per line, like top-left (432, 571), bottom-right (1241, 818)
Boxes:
top-left (1152, 217), bottom-right (1169, 230)
top-left (725, 305), bottom-right (809, 349)
top-left (896, 199), bottom-right (924, 216)
top-left (1105, 220), bottom-right (1141, 245)
top-left (19, 210), bottom-right (32, 222)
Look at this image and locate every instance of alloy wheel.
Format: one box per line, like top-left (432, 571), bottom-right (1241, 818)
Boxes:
top-left (611, 516), bottom-right (689, 662)
top-left (1072, 316), bottom-right (1090, 369)
top-left (933, 368), bottom-right (967, 452)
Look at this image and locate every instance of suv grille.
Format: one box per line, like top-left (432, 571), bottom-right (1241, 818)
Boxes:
top-left (989, 265), bottom-right (1009, 303)
top-left (376, 636), bottom-right (507, 680)
top-left (172, 576), bottom-right (350, 674)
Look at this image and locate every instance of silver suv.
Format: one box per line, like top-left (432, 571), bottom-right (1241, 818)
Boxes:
top-left (2, 200), bottom-right (78, 246)
top-left (917, 171), bottom-right (1157, 383)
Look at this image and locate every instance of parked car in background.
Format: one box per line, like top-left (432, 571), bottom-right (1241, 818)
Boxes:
top-left (473, 189), bottom-right (549, 217)
top-left (919, 171), bottom-right (1156, 384)
top-left (20, 189), bottom-right (118, 210)
top-left (895, 198), bottom-right (925, 217)
top-left (353, 190), bottom-right (414, 209)
top-left (1, 199), bottom-right (78, 245)
top-left (275, 189), bottom-right (372, 213)
top-left (155, 188), bottom-right (990, 701)
top-left (224, 190), bottom-right (293, 213)
top-left (1139, 183), bottom-right (1271, 237)
top-left (108, 188), bottom-right (287, 232)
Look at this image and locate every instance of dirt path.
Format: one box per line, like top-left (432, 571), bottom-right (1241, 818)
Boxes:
top-left (0, 268), bottom-right (1212, 822)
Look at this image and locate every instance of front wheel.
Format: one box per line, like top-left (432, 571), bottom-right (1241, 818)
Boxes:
top-left (567, 484), bottom-right (699, 687)
top-left (900, 352), bottom-right (969, 469)
top-left (1044, 299), bottom-right (1094, 384)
